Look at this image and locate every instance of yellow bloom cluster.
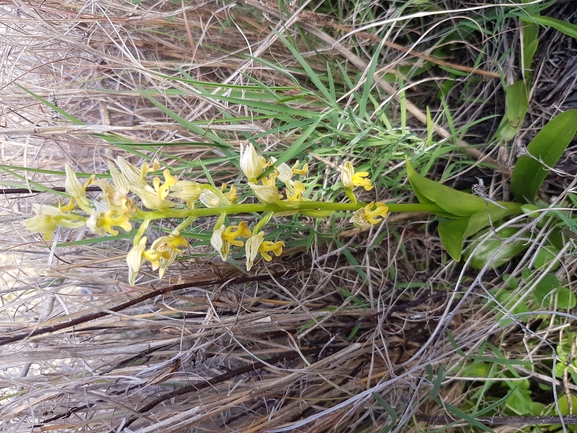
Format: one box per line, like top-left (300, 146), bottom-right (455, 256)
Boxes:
top-left (23, 147), bottom-right (388, 286)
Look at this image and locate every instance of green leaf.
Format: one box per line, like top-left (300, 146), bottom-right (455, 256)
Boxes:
top-left (438, 218), bottom-right (470, 261)
top-left (556, 287), bottom-right (577, 310)
top-left (505, 81), bottom-right (529, 128)
top-left (521, 15), bottom-right (577, 40)
top-left (405, 157), bottom-right (487, 217)
top-left (438, 204), bottom-right (523, 262)
top-left (532, 273), bottom-right (561, 306)
top-left (511, 110), bottom-right (577, 202)
top-left (465, 227), bottom-right (529, 270)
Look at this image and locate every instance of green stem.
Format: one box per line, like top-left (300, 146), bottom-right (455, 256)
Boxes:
top-left (139, 201), bottom-right (445, 221)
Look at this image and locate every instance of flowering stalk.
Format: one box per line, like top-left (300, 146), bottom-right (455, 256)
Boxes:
top-left (22, 146), bottom-right (444, 285)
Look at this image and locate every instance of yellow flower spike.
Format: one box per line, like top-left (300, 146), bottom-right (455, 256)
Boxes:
top-left (249, 182), bottom-right (281, 204)
top-left (350, 202), bottom-right (389, 228)
top-left (340, 161), bottom-right (373, 191)
top-left (259, 240), bottom-right (285, 261)
top-left (127, 236), bottom-right (147, 286)
top-left (170, 180), bottom-right (201, 207)
top-left (240, 143), bottom-right (267, 182)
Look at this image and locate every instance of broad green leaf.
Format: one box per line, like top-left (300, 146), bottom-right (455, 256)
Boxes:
top-left (556, 287), bottom-right (577, 309)
top-left (438, 218), bottom-right (470, 261)
top-left (532, 273), bottom-right (561, 306)
top-left (405, 157), bottom-right (487, 217)
top-left (511, 109), bottom-right (577, 203)
top-left (521, 15), bottom-right (577, 40)
top-left (438, 203), bottom-right (523, 262)
top-left (464, 227), bottom-right (528, 270)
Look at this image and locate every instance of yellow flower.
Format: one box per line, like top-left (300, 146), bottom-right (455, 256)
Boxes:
top-left (350, 202), bottom-right (389, 228)
top-left (132, 185), bottom-right (175, 209)
top-left (152, 169), bottom-right (177, 200)
top-left (114, 158), bottom-right (174, 209)
top-left (115, 157), bottom-right (147, 189)
top-left (340, 161), bottom-right (373, 191)
top-left (249, 182), bottom-right (281, 204)
top-left (221, 183), bottom-right (238, 203)
top-left (144, 235), bottom-right (189, 279)
top-left (285, 180), bottom-right (306, 202)
top-left (240, 143), bottom-right (267, 182)
top-left (22, 204), bottom-right (83, 240)
top-left (245, 231), bottom-right (284, 270)
top-left (64, 164), bottom-right (94, 214)
top-left (200, 189), bottom-right (226, 208)
top-left (86, 201), bottom-right (133, 236)
top-left (127, 237), bottom-right (147, 286)
top-left (291, 161), bottom-right (308, 176)
top-left (245, 231), bottom-right (264, 271)
top-left (211, 221), bottom-right (251, 261)
top-left (259, 239), bottom-right (284, 261)
top-left (169, 180), bottom-right (201, 208)
top-left (276, 162), bottom-right (293, 183)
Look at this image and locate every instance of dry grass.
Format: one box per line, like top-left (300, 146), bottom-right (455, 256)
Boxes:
top-left (1, 1), bottom-right (577, 432)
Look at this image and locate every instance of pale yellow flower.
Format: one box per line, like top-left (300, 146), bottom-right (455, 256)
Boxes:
top-left (200, 189), bottom-right (225, 208)
top-left (115, 158), bottom-right (174, 209)
top-left (291, 160), bottom-right (308, 176)
top-left (249, 182), bottom-right (281, 204)
top-left (285, 180), bottom-right (306, 202)
top-left (127, 237), bottom-right (147, 286)
top-left (276, 162), bottom-right (294, 183)
top-left (221, 183), bottom-right (238, 203)
top-left (86, 201), bottom-right (133, 236)
top-left (116, 157), bottom-right (147, 189)
top-left (240, 143), bottom-right (267, 181)
top-left (350, 202), bottom-right (389, 228)
top-left (144, 235), bottom-right (189, 279)
top-left (152, 169), bottom-right (177, 200)
top-left (132, 185), bottom-right (175, 209)
top-left (64, 164), bottom-right (94, 213)
top-left (245, 231), bottom-right (265, 271)
top-left (169, 180), bottom-right (201, 208)
top-left (245, 231), bottom-right (284, 270)
top-left (259, 239), bottom-right (284, 261)
top-left (211, 221), bottom-right (251, 261)
top-left (340, 161), bottom-right (373, 191)
top-left (22, 204), bottom-right (85, 240)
